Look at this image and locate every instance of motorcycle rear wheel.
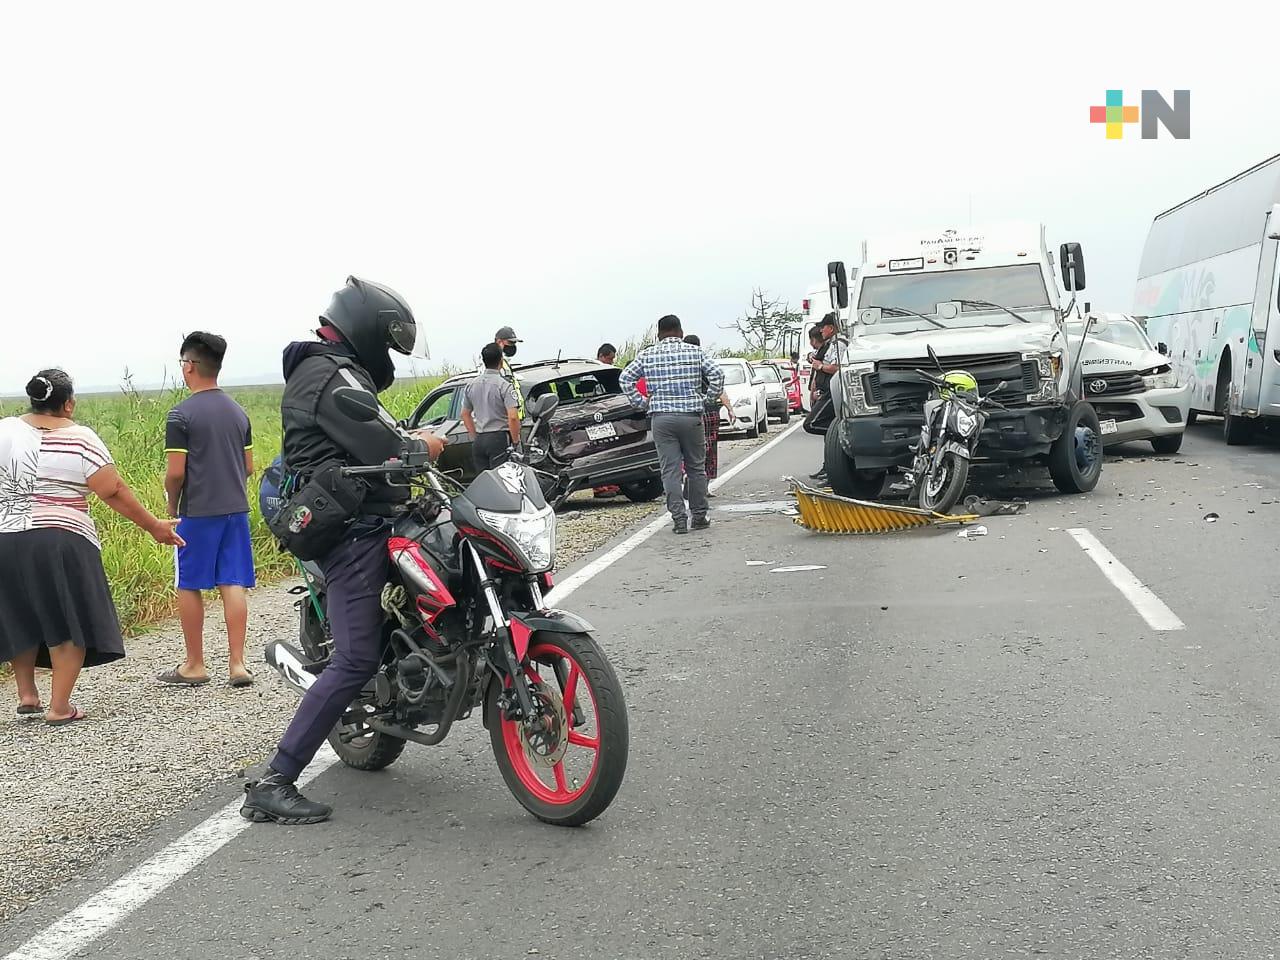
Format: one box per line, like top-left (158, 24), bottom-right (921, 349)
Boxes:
top-left (489, 631), bottom-right (628, 827)
top-left (918, 452), bottom-right (968, 515)
top-left (328, 703), bottom-right (407, 771)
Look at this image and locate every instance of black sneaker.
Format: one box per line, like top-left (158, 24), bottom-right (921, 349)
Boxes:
top-left (808, 468), bottom-right (827, 480)
top-left (241, 772), bottom-right (332, 825)
top-left (672, 518), bottom-right (689, 535)
top-left (691, 516), bottom-right (711, 531)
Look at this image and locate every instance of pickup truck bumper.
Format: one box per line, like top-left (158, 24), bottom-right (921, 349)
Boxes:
top-left (835, 405), bottom-right (1068, 470)
top-left (1092, 383), bottom-right (1190, 445)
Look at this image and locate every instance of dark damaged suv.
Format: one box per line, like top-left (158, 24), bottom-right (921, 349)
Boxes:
top-left (407, 358), bottom-right (663, 508)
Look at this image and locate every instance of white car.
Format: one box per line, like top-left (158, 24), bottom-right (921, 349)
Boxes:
top-left (1067, 312), bottom-right (1192, 454)
top-left (717, 358), bottom-right (769, 438)
top-left (750, 362), bottom-right (791, 424)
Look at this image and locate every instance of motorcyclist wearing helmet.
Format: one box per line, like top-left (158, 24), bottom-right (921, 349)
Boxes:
top-left (242, 276), bottom-right (444, 824)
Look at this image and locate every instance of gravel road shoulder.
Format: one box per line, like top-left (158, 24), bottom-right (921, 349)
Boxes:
top-left (0, 435), bottom-right (768, 927)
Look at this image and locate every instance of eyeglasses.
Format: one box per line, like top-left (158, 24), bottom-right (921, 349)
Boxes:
top-left (178, 359), bottom-right (197, 368)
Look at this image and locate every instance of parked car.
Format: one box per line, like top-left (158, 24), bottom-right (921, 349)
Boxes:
top-left (751, 362), bottom-right (791, 424)
top-left (1066, 312), bottom-right (1191, 454)
top-left (717, 358), bottom-right (769, 438)
top-left (408, 358), bottom-right (663, 508)
top-left (764, 359), bottom-right (804, 415)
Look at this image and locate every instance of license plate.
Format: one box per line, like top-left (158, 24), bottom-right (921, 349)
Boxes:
top-left (586, 423), bottom-right (617, 441)
top-left (1099, 419), bottom-right (1118, 436)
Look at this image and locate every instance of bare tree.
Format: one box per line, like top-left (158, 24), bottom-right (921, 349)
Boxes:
top-left (721, 288), bottom-right (803, 358)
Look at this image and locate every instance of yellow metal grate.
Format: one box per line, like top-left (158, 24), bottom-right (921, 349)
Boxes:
top-left (785, 478), bottom-right (979, 534)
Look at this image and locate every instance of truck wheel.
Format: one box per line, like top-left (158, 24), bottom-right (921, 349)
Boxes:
top-left (1223, 408), bottom-right (1255, 445)
top-left (779, 407), bottom-right (791, 425)
top-left (1048, 402), bottom-right (1103, 494)
top-left (823, 426), bottom-right (885, 500)
top-left (1151, 434), bottom-right (1183, 455)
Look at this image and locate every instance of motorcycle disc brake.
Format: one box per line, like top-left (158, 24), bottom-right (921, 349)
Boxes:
top-left (518, 680), bottom-right (570, 768)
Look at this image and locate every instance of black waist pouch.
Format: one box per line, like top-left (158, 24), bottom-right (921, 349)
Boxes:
top-left (268, 462), bottom-right (368, 561)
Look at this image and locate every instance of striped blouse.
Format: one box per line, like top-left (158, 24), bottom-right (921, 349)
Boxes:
top-left (0, 417), bottom-right (114, 550)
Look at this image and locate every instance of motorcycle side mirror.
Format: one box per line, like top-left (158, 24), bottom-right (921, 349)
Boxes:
top-left (993, 380), bottom-right (1007, 392)
top-left (526, 394), bottom-right (559, 420)
top-left (334, 387), bottom-right (381, 423)
top-left (926, 344), bottom-right (942, 370)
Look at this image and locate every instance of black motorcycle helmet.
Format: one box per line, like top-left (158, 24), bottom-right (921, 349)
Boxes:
top-left (320, 276), bottom-right (417, 392)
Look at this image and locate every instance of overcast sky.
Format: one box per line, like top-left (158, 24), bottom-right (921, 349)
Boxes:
top-left (3, 1), bottom-right (1277, 391)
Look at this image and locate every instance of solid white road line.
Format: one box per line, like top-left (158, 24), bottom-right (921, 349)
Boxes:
top-left (1067, 528), bottom-right (1185, 631)
top-left (4, 744), bottom-right (338, 960)
top-left (547, 420), bottom-right (804, 604)
top-left (9, 420), bottom-right (806, 960)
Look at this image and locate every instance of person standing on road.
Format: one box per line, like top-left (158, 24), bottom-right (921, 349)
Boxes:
top-left (0, 370), bottom-right (183, 726)
top-left (682, 334), bottom-right (732, 486)
top-left (494, 325), bottom-right (526, 420)
top-left (462, 342), bottom-right (522, 471)
top-left (620, 315), bottom-right (724, 534)
top-left (593, 343), bottom-right (622, 498)
top-left (804, 315), bottom-right (840, 481)
top-left (160, 332), bottom-right (257, 689)
top-left (242, 276), bottom-right (445, 825)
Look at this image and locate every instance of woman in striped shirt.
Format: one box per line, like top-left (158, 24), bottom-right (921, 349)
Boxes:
top-left (0, 369), bottom-right (183, 725)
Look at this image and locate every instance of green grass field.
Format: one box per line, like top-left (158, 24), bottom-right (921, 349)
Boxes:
top-left (1, 377), bottom-right (441, 636)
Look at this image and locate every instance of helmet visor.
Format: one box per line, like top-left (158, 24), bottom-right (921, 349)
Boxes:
top-left (386, 313), bottom-right (418, 356)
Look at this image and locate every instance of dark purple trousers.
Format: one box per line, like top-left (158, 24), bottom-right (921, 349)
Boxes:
top-left (271, 521), bottom-right (390, 780)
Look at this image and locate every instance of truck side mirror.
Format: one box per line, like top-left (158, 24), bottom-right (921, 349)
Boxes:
top-left (1158, 342), bottom-right (1169, 356)
top-left (828, 261), bottom-right (849, 311)
top-left (1059, 242), bottom-right (1086, 292)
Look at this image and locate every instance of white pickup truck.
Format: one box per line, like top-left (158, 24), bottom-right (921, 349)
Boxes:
top-left (1068, 312), bottom-right (1191, 454)
top-left (822, 222), bottom-right (1104, 499)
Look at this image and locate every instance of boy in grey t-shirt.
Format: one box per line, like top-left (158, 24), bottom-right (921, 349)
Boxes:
top-left (160, 332), bottom-right (256, 688)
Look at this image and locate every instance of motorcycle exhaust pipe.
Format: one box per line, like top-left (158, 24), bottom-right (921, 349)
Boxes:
top-left (265, 641), bottom-right (319, 695)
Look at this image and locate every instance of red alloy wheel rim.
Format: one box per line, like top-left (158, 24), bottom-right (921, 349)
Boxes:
top-left (501, 643), bottom-right (601, 806)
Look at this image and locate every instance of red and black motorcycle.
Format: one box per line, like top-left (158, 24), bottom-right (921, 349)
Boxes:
top-left (267, 389), bottom-right (628, 826)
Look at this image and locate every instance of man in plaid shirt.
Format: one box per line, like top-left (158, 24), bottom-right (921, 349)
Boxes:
top-left (621, 315), bottom-right (725, 533)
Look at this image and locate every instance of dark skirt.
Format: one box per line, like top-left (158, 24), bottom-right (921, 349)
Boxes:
top-left (702, 409), bottom-right (720, 479)
top-left (0, 528), bottom-right (125, 668)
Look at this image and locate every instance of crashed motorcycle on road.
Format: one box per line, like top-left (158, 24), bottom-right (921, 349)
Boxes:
top-left (906, 347), bottom-right (1010, 515)
top-left (267, 389), bottom-right (628, 827)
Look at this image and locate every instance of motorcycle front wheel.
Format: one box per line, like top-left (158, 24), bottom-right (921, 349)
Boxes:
top-left (918, 451), bottom-right (969, 515)
top-left (489, 631), bottom-right (628, 827)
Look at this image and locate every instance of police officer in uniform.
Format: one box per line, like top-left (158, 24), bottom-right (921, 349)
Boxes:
top-left (494, 325), bottom-right (525, 420)
top-left (242, 277), bottom-right (444, 824)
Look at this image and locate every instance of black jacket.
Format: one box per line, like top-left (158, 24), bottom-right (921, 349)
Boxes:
top-left (280, 341), bottom-right (424, 515)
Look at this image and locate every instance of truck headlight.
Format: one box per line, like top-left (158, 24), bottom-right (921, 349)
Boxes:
top-left (476, 505), bottom-right (556, 571)
top-left (1140, 364), bottom-right (1177, 390)
top-left (841, 362), bottom-right (880, 416)
top-left (1024, 350), bottom-right (1063, 402)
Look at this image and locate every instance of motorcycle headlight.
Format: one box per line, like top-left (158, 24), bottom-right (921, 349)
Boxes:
top-left (1139, 364), bottom-right (1177, 390)
top-left (954, 410), bottom-right (978, 437)
top-left (841, 362), bottom-right (880, 416)
top-left (476, 505), bottom-right (556, 571)
top-left (1024, 350), bottom-right (1063, 402)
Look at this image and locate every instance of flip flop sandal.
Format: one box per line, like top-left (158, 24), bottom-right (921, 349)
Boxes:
top-left (16, 704), bottom-right (43, 717)
top-left (156, 667), bottom-right (210, 686)
top-left (228, 672), bottom-right (255, 689)
top-left (46, 706), bottom-right (88, 727)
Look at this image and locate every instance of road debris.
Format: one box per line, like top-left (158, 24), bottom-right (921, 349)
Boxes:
top-left (1204, 512), bottom-right (1220, 523)
top-left (957, 526), bottom-right (988, 539)
top-left (770, 564), bottom-right (827, 573)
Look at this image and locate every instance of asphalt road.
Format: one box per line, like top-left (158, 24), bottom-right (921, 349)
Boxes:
top-left (7, 419), bottom-right (1280, 960)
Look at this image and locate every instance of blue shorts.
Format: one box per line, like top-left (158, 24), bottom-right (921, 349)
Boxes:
top-left (175, 513), bottom-right (257, 591)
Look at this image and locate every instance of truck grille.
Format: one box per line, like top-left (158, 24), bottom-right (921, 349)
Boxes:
top-left (1083, 370), bottom-right (1146, 398)
top-left (865, 353), bottom-right (1037, 414)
